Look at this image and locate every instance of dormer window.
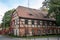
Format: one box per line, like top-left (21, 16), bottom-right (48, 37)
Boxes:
top-left (29, 13), bottom-right (33, 16)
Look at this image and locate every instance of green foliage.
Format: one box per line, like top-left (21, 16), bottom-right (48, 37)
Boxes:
top-left (47, 0), bottom-right (60, 26)
top-left (2, 9), bottom-right (15, 28)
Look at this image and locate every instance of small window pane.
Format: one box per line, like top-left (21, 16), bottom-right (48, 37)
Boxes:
top-left (40, 21), bottom-right (42, 25)
top-left (32, 20), bottom-right (34, 25)
top-left (25, 19), bottom-right (28, 24)
top-left (37, 20), bottom-right (40, 25)
top-left (43, 21), bottom-right (45, 25)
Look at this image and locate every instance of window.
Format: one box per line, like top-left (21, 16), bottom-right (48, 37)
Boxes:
top-left (38, 30), bottom-right (41, 35)
top-left (43, 21), bottom-right (45, 25)
top-left (54, 23), bottom-right (56, 26)
top-left (52, 22), bottom-right (54, 26)
top-left (13, 20), bottom-right (15, 26)
top-left (25, 19), bottom-right (28, 24)
top-left (15, 20), bottom-right (16, 25)
top-left (16, 19), bottom-right (19, 25)
top-left (32, 20), bottom-right (34, 25)
top-left (25, 29), bottom-right (29, 34)
top-left (47, 30), bottom-right (50, 33)
top-left (29, 14), bottom-right (33, 16)
top-left (44, 21), bottom-right (47, 26)
top-left (13, 12), bottom-right (17, 17)
top-left (40, 21), bottom-right (42, 25)
top-left (47, 21), bottom-right (50, 26)
top-left (14, 19), bottom-right (19, 25)
top-left (51, 22), bottom-right (56, 26)
top-left (37, 20), bottom-right (40, 25)
top-left (50, 22), bottom-right (52, 26)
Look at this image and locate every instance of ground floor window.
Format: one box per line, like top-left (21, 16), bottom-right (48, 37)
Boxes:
top-left (37, 30), bottom-right (41, 35)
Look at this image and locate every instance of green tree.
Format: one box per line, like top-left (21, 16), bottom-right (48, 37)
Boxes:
top-left (2, 9), bottom-right (15, 28)
top-left (46, 0), bottom-right (60, 26)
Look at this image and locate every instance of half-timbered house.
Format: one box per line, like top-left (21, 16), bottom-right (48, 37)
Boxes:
top-left (10, 6), bottom-right (60, 36)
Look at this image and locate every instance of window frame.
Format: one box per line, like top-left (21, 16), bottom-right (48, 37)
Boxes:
top-left (25, 19), bottom-right (28, 24)
top-left (32, 20), bottom-right (34, 25)
top-left (37, 20), bottom-right (40, 25)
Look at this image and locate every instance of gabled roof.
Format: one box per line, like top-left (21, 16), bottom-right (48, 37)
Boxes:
top-left (15, 6), bottom-right (55, 21)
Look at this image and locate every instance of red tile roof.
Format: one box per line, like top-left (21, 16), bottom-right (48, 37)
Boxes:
top-left (15, 6), bottom-right (55, 21)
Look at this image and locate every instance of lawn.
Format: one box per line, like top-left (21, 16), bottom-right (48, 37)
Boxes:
top-left (8, 34), bottom-right (60, 38)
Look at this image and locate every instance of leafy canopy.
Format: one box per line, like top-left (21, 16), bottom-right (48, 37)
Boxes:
top-left (47, 0), bottom-right (60, 26)
top-left (2, 9), bottom-right (15, 27)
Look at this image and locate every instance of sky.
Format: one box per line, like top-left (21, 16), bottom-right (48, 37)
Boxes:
top-left (0, 0), bottom-right (44, 23)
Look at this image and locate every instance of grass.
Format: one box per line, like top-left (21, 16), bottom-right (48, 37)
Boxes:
top-left (8, 34), bottom-right (60, 38)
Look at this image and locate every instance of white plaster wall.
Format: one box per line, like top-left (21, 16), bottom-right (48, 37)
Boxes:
top-left (14, 29), bottom-right (16, 36)
top-left (14, 29), bottom-right (19, 36)
top-left (16, 29), bottom-right (19, 36)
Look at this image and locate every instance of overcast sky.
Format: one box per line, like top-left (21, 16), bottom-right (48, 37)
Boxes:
top-left (0, 0), bottom-right (44, 23)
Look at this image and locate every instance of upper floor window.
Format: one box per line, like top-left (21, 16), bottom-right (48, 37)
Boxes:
top-left (25, 19), bottom-right (28, 24)
top-left (40, 21), bottom-right (42, 25)
top-left (16, 19), bottom-right (19, 25)
top-left (13, 12), bottom-right (17, 17)
top-left (13, 20), bottom-right (15, 26)
top-left (47, 21), bottom-right (50, 26)
top-left (29, 14), bottom-right (33, 16)
top-left (53, 23), bottom-right (56, 26)
top-left (37, 20), bottom-right (40, 25)
top-left (15, 20), bottom-right (16, 25)
top-left (50, 22), bottom-right (52, 26)
top-left (43, 21), bottom-right (45, 25)
top-left (32, 20), bottom-right (34, 25)
top-left (44, 21), bottom-right (47, 26)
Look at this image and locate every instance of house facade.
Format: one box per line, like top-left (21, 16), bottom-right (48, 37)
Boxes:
top-left (10, 6), bottom-right (60, 36)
